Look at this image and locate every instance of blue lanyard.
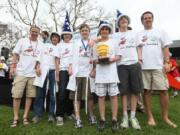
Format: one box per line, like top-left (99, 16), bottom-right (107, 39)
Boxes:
top-left (81, 39), bottom-right (88, 51)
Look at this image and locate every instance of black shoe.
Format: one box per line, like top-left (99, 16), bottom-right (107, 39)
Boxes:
top-left (98, 120), bottom-right (106, 131)
top-left (137, 108), bottom-right (145, 113)
top-left (112, 120), bottom-right (119, 132)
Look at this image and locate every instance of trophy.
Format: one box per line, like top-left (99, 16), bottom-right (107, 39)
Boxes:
top-left (0, 63), bottom-right (3, 69)
top-left (96, 44), bottom-right (110, 64)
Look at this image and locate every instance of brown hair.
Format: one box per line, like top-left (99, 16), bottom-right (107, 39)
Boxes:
top-left (141, 11), bottom-right (154, 22)
top-left (30, 25), bottom-right (40, 31)
top-left (79, 23), bottom-right (90, 32)
top-left (119, 15), bottom-right (130, 24)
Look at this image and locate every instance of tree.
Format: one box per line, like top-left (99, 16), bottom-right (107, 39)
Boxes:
top-left (0, 27), bottom-right (21, 51)
top-left (7, 0), bottom-right (113, 32)
top-left (7, 0), bottom-right (41, 26)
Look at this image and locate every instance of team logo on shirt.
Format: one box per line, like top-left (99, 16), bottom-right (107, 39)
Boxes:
top-left (34, 50), bottom-right (40, 57)
top-left (24, 46), bottom-right (33, 52)
top-left (49, 47), bottom-right (53, 53)
top-left (119, 37), bottom-right (127, 45)
top-left (44, 47), bottom-right (53, 55)
top-left (150, 36), bottom-right (156, 42)
top-left (142, 35), bottom-right (148, 42)
top-left (63, 48), bottom-right (70, 56)
top-left (79, 46), bottom-right (83, 54)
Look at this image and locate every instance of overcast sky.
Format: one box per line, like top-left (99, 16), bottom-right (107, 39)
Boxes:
top-left (0, 0), bottom-right (180, 40)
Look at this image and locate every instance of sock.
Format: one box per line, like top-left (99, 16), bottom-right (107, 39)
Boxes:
top-left (112, 117), bottom-right (117, 121)
top-left (130, 111), bottom-right (136, 119)
top-left (101, 117), bottom-right (106, 121)
top-left (76, 116), bottom-right (80, 121)
top-left (123, 111), bottom-right (128, 118)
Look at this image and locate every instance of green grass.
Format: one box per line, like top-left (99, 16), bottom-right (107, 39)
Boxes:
top-left (0, 95), bottom-right (180, 135)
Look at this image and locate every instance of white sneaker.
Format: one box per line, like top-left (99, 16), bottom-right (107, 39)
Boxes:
top-left (68, 114), bottom-right (76, 121)
top-left (48, 115), bottom-right (55, 123)
top-left (56, 116), bottom-right (64, 126)
top-left (89, 115), bottom-right (97, 125)
top-left (130, 117), bottom-right (141, 130)
top-left (75, 119), bottom-right (83, 128)
top-left (120, 116), bottom-right (129, 129)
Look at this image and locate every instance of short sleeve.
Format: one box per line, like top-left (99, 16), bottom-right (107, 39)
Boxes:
top-left (13, 38), bottom-right (23, 54)
top-left (93, 44), bottom-right (98, 60)
top-left (113, 39), bottom-right (122, 56)
top-left (160, 30), bottom-right (173, 47)
top-left (135, 32), bottom-right (144, 47)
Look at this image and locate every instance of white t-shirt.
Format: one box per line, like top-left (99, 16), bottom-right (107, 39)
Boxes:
top-left (0, 63), bottom-right (8, 77)
top-left (75, 39), bottom-right (93, 77)
top-left (13, 38), bottom-right (43, 77)
top-left (37, 43), bottom-right (57, 70)
top-left (54, 41), bottom-right (73, 71)
top-left (93, 38), bottom-right (122, 83)
top-left (112, 31), bottom-right (138, 65)
top-left (136, 28), bottom-right (172, 70)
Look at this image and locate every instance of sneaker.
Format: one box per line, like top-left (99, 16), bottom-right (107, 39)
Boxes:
top-left (75, 119), bottom-right (83, 128)
top-left (137, 108), bottom-right (145, 113)
top-left (56, 116), bottom-right (64, 126)
top-left (98, 120), bottom-right (106, 131)
top-left (32, 116), bottom-right (40, 123)
top-left (67, 114), bottom-right (76, 121)
top-left (48, 115), bottom-right (55, 123)
top-left (112, 120), bottom-right (119, 132)
top-left (120, 116), bottom-right (129, 129)
top-left (89, 115), bottom-right (97, 125)
top-left (130, 117), bottom-right (141, 130)
top-left (172, 91), bottom-right (178, 98)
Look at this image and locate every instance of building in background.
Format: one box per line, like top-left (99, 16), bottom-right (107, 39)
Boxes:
top-left (170, 40), bottom-right (180, 59)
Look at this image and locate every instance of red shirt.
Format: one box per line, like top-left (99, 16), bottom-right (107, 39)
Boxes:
top-left (169, 58), bottom-right (180, 77)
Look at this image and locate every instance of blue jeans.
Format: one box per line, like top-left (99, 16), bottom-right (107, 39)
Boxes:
top-left (33, 70), bottom-right (56, 117)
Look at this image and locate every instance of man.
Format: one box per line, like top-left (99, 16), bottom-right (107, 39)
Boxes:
top-left (137, 11), bottom-right (177, 128)
top-left (9, 25), bottom-right (43, 128)
top-left (41, 31), bottom-right (50, 43)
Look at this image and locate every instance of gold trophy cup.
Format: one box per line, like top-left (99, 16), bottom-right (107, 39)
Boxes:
top-left (96, 44), bottom-right (109, 64)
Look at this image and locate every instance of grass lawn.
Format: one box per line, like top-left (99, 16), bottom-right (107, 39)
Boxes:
top-left (0, 95), bottom-right (180, 135)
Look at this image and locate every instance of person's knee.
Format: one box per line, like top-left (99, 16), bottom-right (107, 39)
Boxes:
top-left (110, 95), bottom-right (117, 99)
top-left (98, 96), bottom-right (105, 100)
top-left (160, 91), bottom-right (168, 96)
top-left (144, 89), bottom-right (150, 95)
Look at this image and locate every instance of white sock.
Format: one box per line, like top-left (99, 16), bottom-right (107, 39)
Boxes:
top-left (123, 111), bottom-right (128, 118)
top-left (130, 111), bottom-right (136, 118)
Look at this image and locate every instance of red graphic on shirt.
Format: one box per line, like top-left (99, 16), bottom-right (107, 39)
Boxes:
top-left (119, 37), bottom-right (127, 45)
top-left (63, 48), bottom-right (70, 56)
top-left (79, 46), bottom-right (83, 53)
top-left (24, 46), bottom-right (33, 52)
top-left (49, 48), bottom-right (53, 53)
top-left (44, 47), bottom-right (53, 55)
top-left (142, 35), bottom-right (148, 42)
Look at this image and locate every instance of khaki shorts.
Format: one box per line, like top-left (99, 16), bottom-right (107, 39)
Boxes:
top-left (69, 77), bottom-right (93, 101)
top-left (11, 76), bottom-right (36, 98)
top-left (142, 70), bottom-right (169, 90)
